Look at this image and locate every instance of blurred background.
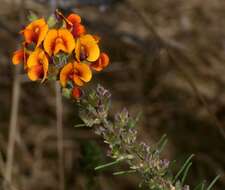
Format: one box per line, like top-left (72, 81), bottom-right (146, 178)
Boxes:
top-left (0, 0), bottom-right (225, 189)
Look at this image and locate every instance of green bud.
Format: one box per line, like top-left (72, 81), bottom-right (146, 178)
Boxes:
top-left (47, 15), bottom-right (57, 28)
top-left (62, 88), bottom-right (72, 99)
top-left (28, 11), bottom-right (38, 22)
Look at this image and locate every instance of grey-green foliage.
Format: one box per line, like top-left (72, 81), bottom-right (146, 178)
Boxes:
top-left (77, 84), bottom-right (219, 190)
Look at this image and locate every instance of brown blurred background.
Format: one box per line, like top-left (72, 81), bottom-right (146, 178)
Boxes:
top-left (0, 0), bottom-right (225, 189)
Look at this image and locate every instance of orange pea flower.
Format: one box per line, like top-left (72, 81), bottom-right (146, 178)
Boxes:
top-left (91, 52), bottom-right (109, 71)
top-left (60, 62), bottom-right (92, 87)
top-left (27, 48), bottom-right (49, 81)
top-left (12, 49), bottom-right (26, 65)
top-left (75, 34), bottom-right (100, 62)
top-left (44, 29), bottom-right (75, 56)
top-left (66, 13), bottom-right (86, 38)
top-left (22, 18), bottom-right (48, 48)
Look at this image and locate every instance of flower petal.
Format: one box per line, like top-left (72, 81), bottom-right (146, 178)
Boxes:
top-left (91, 52), bottom-right (109, 71)
top-left (23, 18), bottom-right (48, 47)
top-left (80, 34), bottom-right (100, 62)
top-left (26, 18), bottom-right (46, 30)
top-left (36, 23), bottom-right (48, 47)
top-left (75, 38), bottom-right (81, 61)
top-left (73, 75), bottom-right (84, 86)
top-left (27, 49), bottom-right (40, 68)
top-left (86, 43), bottom-right (100, 62)
top-left (74, 62), bottom-right (92, 82)
top-left (54, 42), bottom-right (68, 55)
top-left (40, 52), bottom-right (49, 82)
top-left (23, 29), bottom-right (34, 44)
top-left (27, 48), bottom-right (49, 81)
top-left (27, 64), bottom-right (43, 81)
top-left (59, 63), bottom-right (73, 87)
top-left (44, 29), bottom-right (75, 56)
top-left (43, 29), bottom-right (58, 56)
top-left (58, 29), bottom-right (75, 54)
top-left (12, 49), bottom-right (24, 65)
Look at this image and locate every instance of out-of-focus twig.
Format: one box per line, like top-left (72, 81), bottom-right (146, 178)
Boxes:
top-left (50, 0), bottom-right (65, 189)
top-left (15, 130), bottom-right (34, 166)
top-left (49, 0), bottom-right (65, 189)
top-left (56, 82), bottom-right (65, 190)
top-left (5, 0), bottom-right (26, 188)
top-left (167, 51), bottom-right (225, 141)
top-left (0, 151), bottom-right (5, 177)
top-left (125, 0), bottom-right (225, 141)
top-left (0, 19), bottom-right (18, 38)
top-left (1, 151), bottom-right (20, 190)
top-left (5, 65), bottom-right (21, 185)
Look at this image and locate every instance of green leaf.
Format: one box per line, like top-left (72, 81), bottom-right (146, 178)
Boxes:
top-left (95, 160), bottom-right (121, 170)
top-left (28, 11), bottom-right (38, 22)
top-left (62, 88), bottom-right (72, 99)
top-left (128, 111), bottom-right (142, 128)
top-left (80, 141), bottom-right (104, 172)
top-left (74, 123), bottom-right (87, 128)
top-left (156, 134), bottom-right (167, 148)
top-left (181, 162), bottom-right (192, 185)
top-left (113, 170), bottom-right (136, 176)
top-left (201, 182), bottom-right (206, 190)
top-left (173, 154), bottom-right (194, 183)
top-left (175, 181), bottom-right (182, 190)
top-left (158, 138), bottom-right (168, 153)
top-left (47, 14), bottom-right (57, 28)
top-left (194, 181), bottom-right (207, 190)
top-left (206, 175), bottom-right (220, 190)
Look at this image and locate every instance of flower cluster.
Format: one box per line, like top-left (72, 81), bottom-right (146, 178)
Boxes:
top-left (12, 10), bottom-right (109, 99)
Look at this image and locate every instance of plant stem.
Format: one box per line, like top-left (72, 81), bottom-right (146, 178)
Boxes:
top-left (56, 82), bottom-right (65, 190)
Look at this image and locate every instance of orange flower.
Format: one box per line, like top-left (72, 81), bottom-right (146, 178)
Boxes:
top-left (66, 13), bottom-right (86, 38)
top-left (43, 29), bottom-right (75, 56)
top-left (60, 62), bottom-right (92, 87)
top-left (91, 52), bottom-right (109, 71)
top-left (22, 18), bottom-right (48, 48)
top-left (75, 34), bottom-right (100, 62)
top-left (12, 49), bottom-right (25, 65)
top-left (27, 48), bottom-right (49, 81)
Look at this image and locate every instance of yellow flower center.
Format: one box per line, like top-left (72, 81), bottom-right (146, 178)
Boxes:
top-left (55, 37), bottom-right (64, 44)
top-left (34, 26), bottom-right (40, 34)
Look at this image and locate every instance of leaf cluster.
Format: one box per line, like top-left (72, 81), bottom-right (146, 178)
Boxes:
top-left (77, 85), bottom-right (219, 190)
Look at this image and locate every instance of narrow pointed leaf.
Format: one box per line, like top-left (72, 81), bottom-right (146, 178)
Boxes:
top-left (181, 162), bottom-right (192, 185)
top-left (74, 123), bottom-right (87, 128)
top-left (173, 154), bottom-right (194, 183)
top-left (194, 181), bottom-right (205, 190)
top-left (206, 175), bottom-right (220, 190)
top-left (95, 159), bottom-right (122, 170)
top-left (157, 134), bottom-right (167, 147)
top-left (113, 170), bottom-right (136, 176)
top-left (158, 139), bottom-right (168, 153)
